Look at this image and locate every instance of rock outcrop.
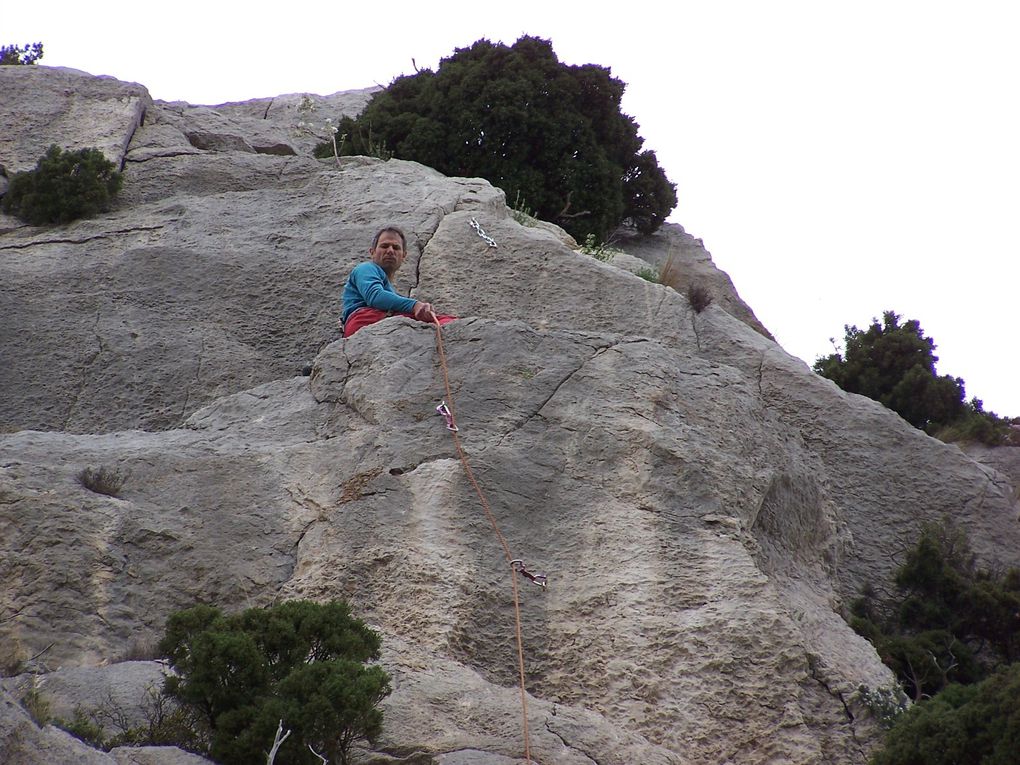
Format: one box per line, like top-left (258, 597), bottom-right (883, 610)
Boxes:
top-left (2, 66), bottom-right (1018, 765)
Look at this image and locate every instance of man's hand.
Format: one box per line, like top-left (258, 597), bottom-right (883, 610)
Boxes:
top-left (412, 301), bottom-right (437, 322)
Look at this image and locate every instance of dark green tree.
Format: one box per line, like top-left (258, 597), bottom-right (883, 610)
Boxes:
top-left (319, 36), bottom-right (677, 241)
top-left (0, 42), bottom-right (43, 65)
top-left (849, 522), bottom-right (1020, 700)
top-left (814, 311), bottom-right (965, 430)
top-left (159, 600), bottom-right (390, 765)
top-left (2, 145), bottom-right (123, 225)
top-left (870, 662), bottom-right (1020, 765)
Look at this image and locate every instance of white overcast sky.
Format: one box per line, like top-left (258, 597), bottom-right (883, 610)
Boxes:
top-left (7, 1), bottom-right (1018, 415)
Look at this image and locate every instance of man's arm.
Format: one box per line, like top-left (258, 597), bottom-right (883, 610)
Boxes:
top-left (348, 263), bottom-right (418, 314)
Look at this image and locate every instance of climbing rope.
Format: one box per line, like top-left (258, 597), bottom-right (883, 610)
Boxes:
top-left (431, 317), bottom-right (540, 764)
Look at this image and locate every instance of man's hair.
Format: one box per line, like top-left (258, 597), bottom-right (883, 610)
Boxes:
top-left (370, 226), bottom-right (406, 252)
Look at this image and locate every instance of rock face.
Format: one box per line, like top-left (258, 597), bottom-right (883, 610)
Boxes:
top-left (2, 67), bottom-right (1019, 765)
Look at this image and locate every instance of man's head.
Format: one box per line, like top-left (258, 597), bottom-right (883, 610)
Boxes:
top-left (369, 226), bottom-right (407, 277)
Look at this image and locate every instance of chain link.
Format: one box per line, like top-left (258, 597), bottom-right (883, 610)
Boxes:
top-left (469, 217), bottom-right (498, 248)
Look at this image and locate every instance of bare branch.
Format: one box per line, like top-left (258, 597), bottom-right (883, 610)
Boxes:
top-left (266, 719), bottom-right (292, 765)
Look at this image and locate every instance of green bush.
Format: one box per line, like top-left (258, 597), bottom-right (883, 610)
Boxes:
top-left (56, 706), bottom-right (107, 749)
top-left (159, 599), bottom-right (390, 765)
top-left (579, 233), bottom-right (623, 262)
top-left (849, 521), bottom-right (1020, 700)
top-left (2, 145), bottom-right (123, 225)
top-left (635, 266), bottom-right (660, 283)
top-left (814, 311), bottom-right (966, 431)
top-left (933, 398), bottom-right (1016, 447)
top-left (318, 36), bottom-right (676, 242)
top-left (0, 42), bottom-right (43, 65)
top-left (871, 662), bottom-right (1020, 765)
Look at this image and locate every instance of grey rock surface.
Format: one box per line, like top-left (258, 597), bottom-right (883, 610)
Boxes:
top-left (0, 66), bottom-right (150, 174)
top-left (0, 692), bottom-right (119, 764)
top-left (961, 443), bottom-right (1020, 499)
top-left (610, 223), bottom-right (773, 339)
top-left (2, 662), bottom-right (168, 735)
top-left (3, 67), bottom-right (1019, 765)
top-left (155, 87), bottom-right (378, 158)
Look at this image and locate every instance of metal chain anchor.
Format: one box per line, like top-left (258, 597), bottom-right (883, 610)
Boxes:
top-left (469, 217), bottom-right (498, 248)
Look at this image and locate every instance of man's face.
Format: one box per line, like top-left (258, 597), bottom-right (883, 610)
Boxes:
top-left (370, 232), bottom-right (406, 276)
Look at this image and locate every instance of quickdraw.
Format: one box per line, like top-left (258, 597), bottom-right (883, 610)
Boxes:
top-left (469, 217), bottom-right (498, 248)
top-left (511, 559), bottom-right (548, 589)
top-left (435, 400), bottom-right (458, 432)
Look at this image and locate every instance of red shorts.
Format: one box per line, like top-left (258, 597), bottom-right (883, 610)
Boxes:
top-left (343, 307), bottom-right (458, 338)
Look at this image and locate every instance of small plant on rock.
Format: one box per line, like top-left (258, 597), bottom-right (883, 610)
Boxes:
top-left (78, 466), bottom-right (127, 498)
top-left (635, 266), bottom-right (660, 283)
top-left (19, 684), bottom-right (51, 725)
top-left (296, 97), bottom-right (345, 168)
top-left (688, 284), bottom-right (713, 313)
top-left (579, 233), bottom-right (623, 263)
top-left (509, 190), bottom-right (538, 227)
top-left (56, 706), bottom-right (107, 748)
top-left (2, 145), bottom-right (123, 225)
top-left (855, 684), bottom-right (909, 729)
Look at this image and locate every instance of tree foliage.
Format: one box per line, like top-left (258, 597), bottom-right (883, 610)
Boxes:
top-left (319, 36), bottom-right (677, 241)
top-left (871, 662), bottom-right (1020, 765)
top-left (849, 522), bottom-right (1020, 701)
top-left (814, 311), bottom-right (965, 430)
top-left (159, 600), bottom-right (391, 765)
top-left (2, 145), bottom-right (123, 225)
top-left (814, 310), bottom-right (1015, 444)
top-left (0, 41), bottom-right (43, 65)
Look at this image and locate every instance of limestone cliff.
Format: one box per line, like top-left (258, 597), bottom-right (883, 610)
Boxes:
top-left (2, 66), bottom-right (1018, 765)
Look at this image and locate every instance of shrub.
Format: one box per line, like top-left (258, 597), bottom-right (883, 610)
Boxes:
top-left (849, 521), bottom-right (1020, 700)
top-left (78, 466), bottom-right (127, 498)
top-left (19, 685), bottom-right (50, 725)
top-left (0, 42), bottom-right (43, 65)
top-left (635, 267), bottom-right (660, 283)
top-left (855, 684), bottom-right (909, 729)
top-left (508, 190), bottom-right (539, 227)
top-left (870, 662), bottom-right (1020, 765)
top-left (56, 706), bottom-right (106, 748)
top-left (2, 145), bottom-right (123, 225)
top-left (159, 600), bottom-right (390, 765)
top-left (319, 36), bottom-right (676, 242)
top-left (688, 284), bottom-right (712, 313)
top-left (814, 311), bottom-right (966, 430)
top-left (579, 233), bottom-right (622, 263)
top-left (933, 398), bottom-right (1015, 447)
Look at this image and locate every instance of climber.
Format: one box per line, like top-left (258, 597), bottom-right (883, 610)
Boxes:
top-left (341, 226), bottom-right (456, 337)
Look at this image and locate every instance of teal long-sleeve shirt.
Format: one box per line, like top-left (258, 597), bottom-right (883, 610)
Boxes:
top-left (341, 262), bottom-right (417, 324)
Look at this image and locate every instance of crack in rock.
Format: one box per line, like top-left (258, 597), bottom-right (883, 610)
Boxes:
top-left (0, 224), bottom-right (168, 251)
top-left (756, 352), bottom-right (767, 402)
top-left (806, 654), bottom-right (868, 760)
top-left (544, 717), bottom-right (600, 765)
top-left (495, 345), bottom-right (611, 447)
top-left (411, 209), bottom-right (453, 296)
top-left (179, 333), bottom-right (205, 422)
top-left (126, 150), bottom-right (203, 163)
top-left (63, 309), bottom-right (104, 429)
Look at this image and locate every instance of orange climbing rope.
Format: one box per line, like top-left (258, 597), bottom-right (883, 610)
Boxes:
top-left (432, 317), bottom-right (536, 764)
